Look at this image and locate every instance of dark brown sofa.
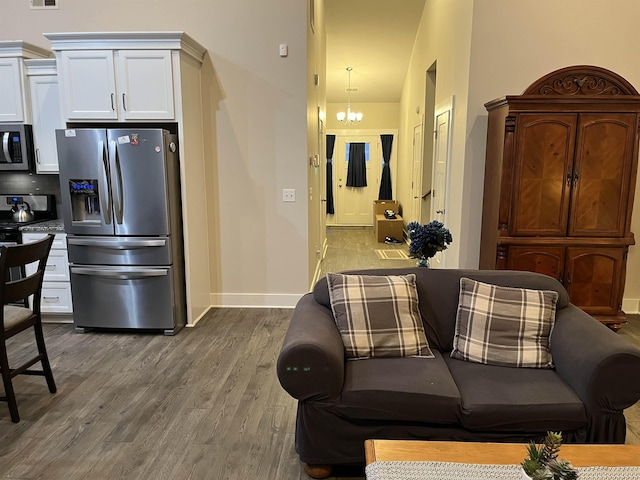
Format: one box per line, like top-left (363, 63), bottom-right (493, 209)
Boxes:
top-left (277, 268), bottom-right (640, 478)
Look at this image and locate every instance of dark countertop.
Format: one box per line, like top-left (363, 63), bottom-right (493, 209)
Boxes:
top-left (19, 219), bottom-right (65, 233)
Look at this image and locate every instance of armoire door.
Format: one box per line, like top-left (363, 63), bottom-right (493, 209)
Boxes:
top-left (569, 113), bottom-right (636, 237)
top-left (507, 246), bottom-right (565, 282)
top-left (565, 247), bottom-right (625, 316)
top-left (510, 114), bottom-right (576, 237)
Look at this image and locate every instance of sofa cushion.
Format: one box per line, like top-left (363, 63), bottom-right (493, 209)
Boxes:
top-left (445, 356), bottom-right (587, 432)
top-left (326, 273), bottom-right (433, 359)
top-left (451, 278), bottom-right (557, 368)
top-left (339, 352), bottom-right (461, 424)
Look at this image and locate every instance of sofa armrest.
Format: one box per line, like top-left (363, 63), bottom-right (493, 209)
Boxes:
top-left (277, 293), bottom-right (345, 401)
top-left (551, 305), bottom-right (640, 411)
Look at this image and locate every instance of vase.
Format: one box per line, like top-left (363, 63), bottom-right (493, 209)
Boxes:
top-left (416, 257), bottom-right (429, 268)
top-left (520, 468), bottom-right (532, 480)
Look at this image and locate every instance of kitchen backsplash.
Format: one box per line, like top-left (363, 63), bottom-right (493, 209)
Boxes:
top-left (0, 172), bottom-right (62, 214)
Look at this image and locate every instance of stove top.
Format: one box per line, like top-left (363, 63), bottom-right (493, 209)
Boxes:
top-left (0, 194), bottom-right (57, 235)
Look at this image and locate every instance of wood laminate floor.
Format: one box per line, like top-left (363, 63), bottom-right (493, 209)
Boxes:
top-left (1, 312), bottom-right (639, 480)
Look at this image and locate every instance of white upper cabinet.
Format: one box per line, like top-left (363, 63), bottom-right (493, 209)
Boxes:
top-left (0, 58), bottom-right (25, 122)
top-left (59, 50), bottom-right (118, 120)
top-left (26, 59), bottom-right (64, 173)
top-left (117, 50), bottom-right (174, 120)
top-left (45, 33), bottom-right (196, 122)
top-left (0, 42), bottom-right (51, 123)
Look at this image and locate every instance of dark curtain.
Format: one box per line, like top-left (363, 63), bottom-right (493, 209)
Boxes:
top-left (325, 135), bottom-right (336, 214)
top-left (378, 134), bottom-right (394, 200)
top-left (346, 142), bottom-right (367, 187)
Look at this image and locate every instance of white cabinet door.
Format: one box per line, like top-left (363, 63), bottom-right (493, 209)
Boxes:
top-left (59, 50), bottom-right (118, 120)
top-left (29, 74), bottom-right (64, 173)
top-left (0, 58), bottom-right (25, 122)
top-left (117, 50), bottom-right (174, 120)
top-left (23, 233), bottom-right (73, 314)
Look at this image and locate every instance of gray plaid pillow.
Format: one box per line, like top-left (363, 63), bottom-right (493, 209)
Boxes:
top-left (326, 273), bottom-right (433, 359)
top-left (450, 277), bottom-right (558, 368)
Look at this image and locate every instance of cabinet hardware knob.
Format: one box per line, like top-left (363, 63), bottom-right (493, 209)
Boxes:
top-left (122, 93), bottom-right (127, 111)
top-left (110, 93), bottom-right (115, 111)
top-left (436, 209), bottom-right (444, 214)
top-left (36, 148), bottom-right (41, 164)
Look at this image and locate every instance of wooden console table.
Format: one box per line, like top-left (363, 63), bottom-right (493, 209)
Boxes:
top-left (365, 439), bottom-right (640, 467)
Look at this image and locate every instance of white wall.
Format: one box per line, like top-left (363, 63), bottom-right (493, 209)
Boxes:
top-left (326, 102), bottom-right (400, 130)
top-left (0, 0), bottom-right (310, 308)
top-left (465, 0), bottom-right (640, 310)
top-left (399, 0), bottom-right (474, 266)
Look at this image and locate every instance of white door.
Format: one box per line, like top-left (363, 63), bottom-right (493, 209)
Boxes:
top-left (0, 58), bottom-right (25, 122)
top-left (430, 98), bottom-right (454, 268)
top-left (411, 124), bottom-right (423, 223)
top-left (336, 136), bottom-right (380, 225)
top-left (117, 50), bottom-right (175, 120)
top-left (59, 50), bottom-right (118, 120)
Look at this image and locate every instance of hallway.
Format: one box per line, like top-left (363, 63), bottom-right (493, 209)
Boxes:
top-left (318, 226), bottom-right (416, 278)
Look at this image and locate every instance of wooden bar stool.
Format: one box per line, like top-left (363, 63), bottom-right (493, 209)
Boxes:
top-left (0, 234), bottom-right (56, 423)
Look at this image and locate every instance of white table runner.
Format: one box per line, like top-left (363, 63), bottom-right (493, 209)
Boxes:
top-left (365, 461), bottom-right (640, 480)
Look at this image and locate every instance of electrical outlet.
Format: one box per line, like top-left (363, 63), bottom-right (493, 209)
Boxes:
top-left (283, 189), bottom-right (296, 202)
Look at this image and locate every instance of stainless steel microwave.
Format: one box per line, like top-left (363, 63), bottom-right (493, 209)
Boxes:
top-left (0, 124), bottom-right (35, 171)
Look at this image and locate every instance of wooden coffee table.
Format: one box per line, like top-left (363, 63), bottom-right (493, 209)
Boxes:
top-left (365, 439), bottom-right (640, 467)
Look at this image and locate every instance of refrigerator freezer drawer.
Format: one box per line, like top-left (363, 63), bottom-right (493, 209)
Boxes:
top-left (67, 236), bottom-right (172, 266)
top-left (70, 265), bottom-right (180, 332)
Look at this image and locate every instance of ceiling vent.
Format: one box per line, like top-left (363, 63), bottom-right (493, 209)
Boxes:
top-left (30, 0), bottom-right (59, 9)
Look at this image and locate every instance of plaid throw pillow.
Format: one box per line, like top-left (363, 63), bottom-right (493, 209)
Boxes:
top-left (450, 278), bottom-right (558, 368)
top-left (326, 273), bottom-right (433, 359)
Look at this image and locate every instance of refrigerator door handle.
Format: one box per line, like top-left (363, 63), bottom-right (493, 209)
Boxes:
top-left (98, 140), bottom-right (112, 224)
top-left (71, 267), bottom-right (168, 279)
top-left (109, 140), bottom-right (124, 224)
top-left (68, 238), bottom-right (167, 249)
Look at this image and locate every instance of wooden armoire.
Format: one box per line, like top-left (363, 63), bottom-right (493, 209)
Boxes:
top-left (479, 65), bottom-right (640, 330)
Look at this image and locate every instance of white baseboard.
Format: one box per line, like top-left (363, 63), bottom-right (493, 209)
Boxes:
top-left (210, 293), bottom-right (301, 308)
top-left (622, 298), bottom-right (640, 314)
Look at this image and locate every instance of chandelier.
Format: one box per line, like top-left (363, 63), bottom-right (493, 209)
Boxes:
top-left (336, 67), bottom-right (363, 125)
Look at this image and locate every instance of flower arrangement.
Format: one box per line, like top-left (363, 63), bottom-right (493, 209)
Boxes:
top-left (521, 432), bottom-right (578, 480)
top-left (407, 220), bottom-right (453, 267)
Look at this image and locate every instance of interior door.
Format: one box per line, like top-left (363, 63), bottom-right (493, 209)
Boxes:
top-left (411, 124), bottom-right (423, 224)
top-left (335, 136), bottom-right (380, 225)
top-left (430, 102), bottom-right (453, 268)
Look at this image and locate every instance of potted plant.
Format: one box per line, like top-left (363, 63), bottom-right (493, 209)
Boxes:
top-left (521, 432), bottom-right (578, 480)
top-left (407, 220), bottom-right (452, 267)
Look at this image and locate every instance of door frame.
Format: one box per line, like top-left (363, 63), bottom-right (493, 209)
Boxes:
top-left (326, 129), bottom-right (399, 226)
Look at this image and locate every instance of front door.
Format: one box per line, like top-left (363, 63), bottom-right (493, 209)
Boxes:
top-left (335, 135), bottom-right (381, 225)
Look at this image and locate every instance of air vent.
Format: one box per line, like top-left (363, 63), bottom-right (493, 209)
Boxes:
top-left (30, 0), bottom-right (59, 9)
top-left (345, 87), bottom-right (359, 92)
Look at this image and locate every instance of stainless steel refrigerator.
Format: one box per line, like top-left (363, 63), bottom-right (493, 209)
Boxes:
top-left (56, 128), bottom-right (186, 335)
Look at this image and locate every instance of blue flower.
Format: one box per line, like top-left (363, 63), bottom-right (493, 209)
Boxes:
top-left (407, 220), bottom-right (453, 259)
